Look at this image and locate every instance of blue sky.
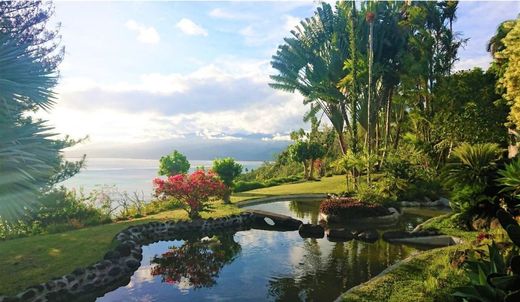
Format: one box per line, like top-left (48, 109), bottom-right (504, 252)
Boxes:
top-left (43, 1), bottom-right (519, 158)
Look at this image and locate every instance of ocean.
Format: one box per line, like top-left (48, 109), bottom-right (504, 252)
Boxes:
top-left (61, 158), bottom-right (265, 199)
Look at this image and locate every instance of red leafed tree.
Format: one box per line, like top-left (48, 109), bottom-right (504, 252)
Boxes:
top-left (153, 170), bottom-right (226, 219)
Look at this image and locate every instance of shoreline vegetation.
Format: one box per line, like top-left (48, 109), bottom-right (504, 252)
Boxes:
top-left (0, 176), bottom-right (464, 300)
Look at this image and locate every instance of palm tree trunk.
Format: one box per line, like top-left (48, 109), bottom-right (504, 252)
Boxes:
top-left (337, 131), bottom-right (347, 155)
top-left (366, 14), bottom-right (374, 184)
top-left (349, 1), bottom-right (359, 154)
top-left (381, 88), bottom-right (393, 165)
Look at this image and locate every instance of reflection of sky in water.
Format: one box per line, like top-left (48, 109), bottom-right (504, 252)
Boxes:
top-left (97, 202), bottom-right (447, 302)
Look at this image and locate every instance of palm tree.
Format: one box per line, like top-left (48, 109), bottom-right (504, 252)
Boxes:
top-left (270, 2), bottom-right (350, 154)
top-left (442, 143), bottom-right (502, 189)
top-left (0, 29), bottom-right (58, 219)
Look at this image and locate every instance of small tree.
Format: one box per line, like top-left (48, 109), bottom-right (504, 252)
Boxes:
top-left (212, 158), bottom-right (243, 203)
top-left (288, 141), bottom-right (325, 180)
top-left (153, 170), bottom-right (226, 219)
top-left (289, 141), bottom-right (310, 179)
top-left (307, 141), bottom-right (325, 180)
top-left (158, 150), bottom-right (190, 176)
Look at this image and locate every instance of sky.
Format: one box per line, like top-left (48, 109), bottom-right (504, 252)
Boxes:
top-left (42, 0), bottom-right (520, 159)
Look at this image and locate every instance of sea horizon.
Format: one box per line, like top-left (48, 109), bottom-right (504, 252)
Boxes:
top-left (61, 157), bottom-right (265, 200)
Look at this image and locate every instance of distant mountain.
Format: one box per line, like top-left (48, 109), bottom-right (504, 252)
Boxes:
top-left (65, 137), bottom-right (290, 161)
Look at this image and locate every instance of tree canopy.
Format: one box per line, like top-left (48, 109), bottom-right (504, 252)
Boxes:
top-left (158, 150), bottom-right (190, 176)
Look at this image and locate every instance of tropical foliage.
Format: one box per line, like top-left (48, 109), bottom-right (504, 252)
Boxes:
top-left (0, 1), bottom-right (84, 220)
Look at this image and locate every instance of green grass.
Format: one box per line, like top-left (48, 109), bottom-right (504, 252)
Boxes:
top-left (231, 174), bottom-right (346, 203)
top-left (0, 176), bottom-right (345, 295)
top-left (341, 245), bottom-right (469, 302)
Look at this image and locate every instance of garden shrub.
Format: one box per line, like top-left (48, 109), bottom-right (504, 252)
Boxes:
top-left (233, 176), bottom-right (302, 193)
top-left (153, 170), bottom-right (226, 219)
top-left (319, 198), bottom-right (391, 219)
top-left (233, 181), bottom-right (266, 192)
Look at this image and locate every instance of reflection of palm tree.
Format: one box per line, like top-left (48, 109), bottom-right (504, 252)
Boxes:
top-left (288, 200), bottom-right (321, 224)
top-left (150, 232), bottom-right (241, 289)
top-left (268, 239), bottom-right (415, 301)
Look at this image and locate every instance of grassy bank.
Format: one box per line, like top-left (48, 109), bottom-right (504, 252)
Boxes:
top-left (340, 244), bottom-right (469, 302)
top-left (0, 175), bottom-right (344, 296)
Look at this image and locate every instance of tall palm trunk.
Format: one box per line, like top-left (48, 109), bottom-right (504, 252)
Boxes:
top-left (349, 1), bottom-right (359, 154)
top-left (381, 88), bottom-right (393, 165)
top-left (366, 12), bottom-right (374, 184)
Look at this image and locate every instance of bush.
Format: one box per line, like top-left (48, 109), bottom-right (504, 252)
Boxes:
top-left (233, 181), bottom-right (266, 192)
top-left (319, 198), bottom-right (391, 219)
top-left (153, 170), bottom-right (226, 219)
top-left (233, 176), bottom-right (302, 193)
top-left (398, 179), bottom-right (444, 202)
top-left (0, 187), bottom-right (111, 240)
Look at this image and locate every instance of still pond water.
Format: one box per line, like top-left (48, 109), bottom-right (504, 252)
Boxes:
top-left (96, 200), bottom-right (447, 302)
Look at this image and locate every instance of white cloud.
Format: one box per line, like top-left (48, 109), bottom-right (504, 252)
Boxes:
top-left (176, 18), bottom-right (208, 36)
top-left (453, 55), bottom-right (491, 71)
top-left (48, 58), bottom-right (307, 145)
top-left (125, 20), bottom-right (160, 44)
top-left (261, 133), bottom-right (292, 142)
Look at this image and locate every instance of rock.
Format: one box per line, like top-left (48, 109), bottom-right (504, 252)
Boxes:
top-left (424, 196), bottom-right (432, 203)
top-left (356, 229), bottom-right (379, 242)
top-left (382, 231), bottom-right (411, 241)
top-left (17, 289), bottom-right (36, 300)
top-left (400, 201), bottom-right (421, 207)
top-left (437, 197), bottom-right (450, 207)
top-left (115, 242), bottom-right (133, 257)
top-left (327, 228), bottom-right (354, 242)
top-left (125, 259), bottom-right (140, 270)
top-left (108, 267), bottom-right (122, 277)
top-left (72, 268), bottom-right (85, 276)
top-left (103, 250), bottom-right (121, 261)
top-left (298, 224), bottom-right (324, 238)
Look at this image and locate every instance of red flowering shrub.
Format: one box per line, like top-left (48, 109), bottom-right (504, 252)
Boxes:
top-left (153, 170), bottom-right (226, 219)
top-left (319, 197), bottom-right (391, 219)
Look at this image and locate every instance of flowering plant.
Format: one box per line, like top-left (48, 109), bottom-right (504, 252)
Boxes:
top-left (153, 170), bottom-right (226, 219)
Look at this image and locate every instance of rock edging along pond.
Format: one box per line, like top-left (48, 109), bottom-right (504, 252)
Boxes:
top-left (0, 214), bottom-right (259, 302)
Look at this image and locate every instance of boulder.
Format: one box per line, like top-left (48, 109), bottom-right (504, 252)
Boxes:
top-left (327, 228), bottom-right (354, 242)
top-left (298, 224), bottom-right (324, 239)
top-left (355, 229), bottom-right (379, 243)
top-left (247, 210), bottom-right (303, 231)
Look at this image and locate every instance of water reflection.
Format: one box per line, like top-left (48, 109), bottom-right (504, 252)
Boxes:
top-left (150, 234), bottom-right (241, 289)
top-left (97, 201), bottom-right (447, 302)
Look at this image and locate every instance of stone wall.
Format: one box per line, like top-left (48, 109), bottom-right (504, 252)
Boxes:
top-left (0, 213), bottom-right (256, 302)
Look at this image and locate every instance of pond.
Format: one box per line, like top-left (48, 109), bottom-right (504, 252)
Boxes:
top-left (96, 201), bottom-right (448, 302)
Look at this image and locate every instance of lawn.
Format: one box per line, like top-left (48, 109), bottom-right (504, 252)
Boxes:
top-left (0, 176), bottom-right (344, 296)
top-left (231, 174), bottom-right (346, 203)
